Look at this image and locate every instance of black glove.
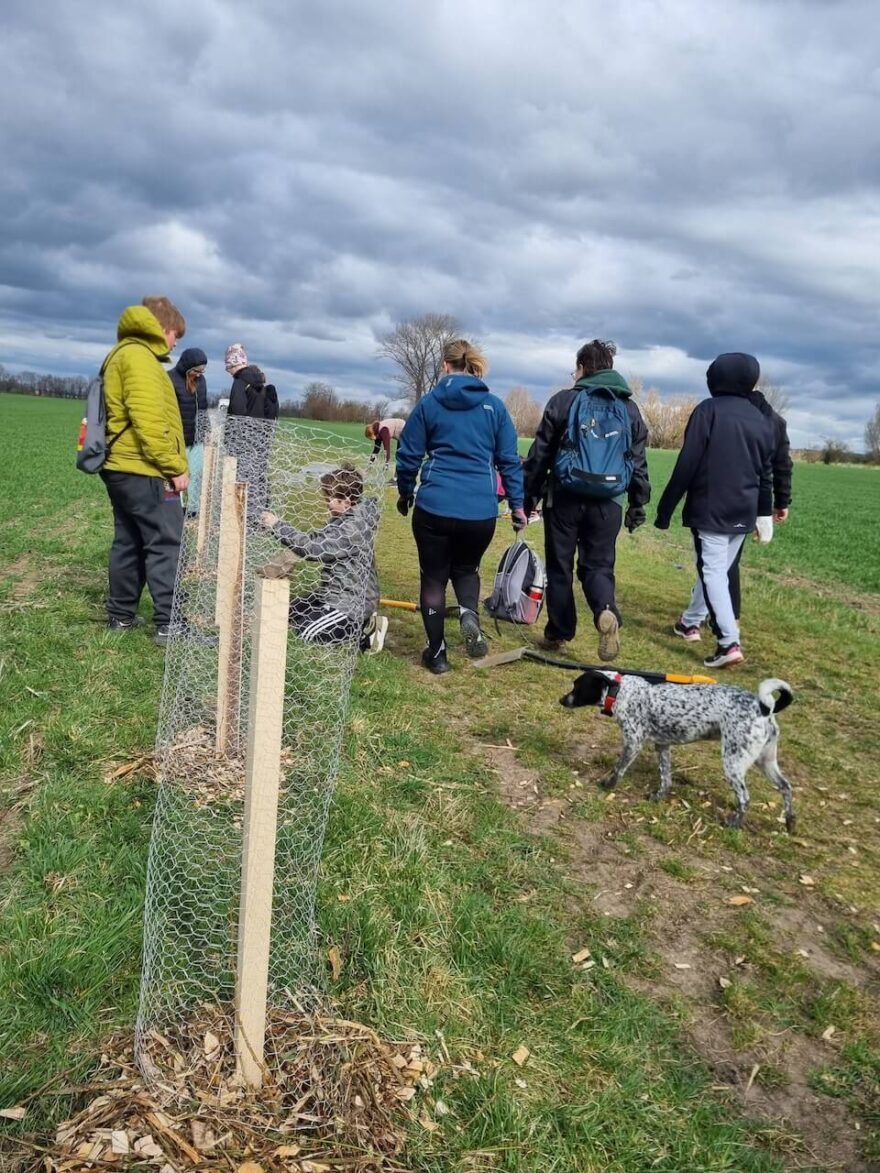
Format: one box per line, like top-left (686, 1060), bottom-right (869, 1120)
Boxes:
top-left (510, 507), bottom-right (528, 532)
top-left (624, 505), bottom-right (646, 533)
top-left (396, 494), bottom-right (414, 518)
top-left (654, 515), bottom-right (670, 531)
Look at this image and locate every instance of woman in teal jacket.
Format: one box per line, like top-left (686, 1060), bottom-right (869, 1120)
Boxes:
top-left (396, 339), bottom-right (525, 674)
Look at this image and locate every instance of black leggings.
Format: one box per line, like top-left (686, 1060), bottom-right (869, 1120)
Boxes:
top-left (411, 507), bottom-right (496, 653)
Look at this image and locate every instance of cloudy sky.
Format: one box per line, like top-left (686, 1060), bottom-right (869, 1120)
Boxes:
top-left (1, 0), bottom-right (877, 447)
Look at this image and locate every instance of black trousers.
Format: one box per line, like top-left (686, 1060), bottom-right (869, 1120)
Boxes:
top-left (411, 507), bottom-right (496, 653)
top-left (101, 471), bottom-right (184, 627)
top-left (290, 593), bottom-right (355, 645)
top-left (543, 495), bottom-right (622, 642)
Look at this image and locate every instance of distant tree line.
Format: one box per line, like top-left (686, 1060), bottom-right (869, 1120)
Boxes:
top-left (7, 336), bottom-right (879, 463)
top-left (0, 363), bottom-right (396, 426)
top-left (0, 364), bottom-right (89, 399)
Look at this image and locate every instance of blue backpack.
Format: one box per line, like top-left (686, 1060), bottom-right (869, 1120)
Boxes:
top-left (552, 386), bottom-right (633, 499)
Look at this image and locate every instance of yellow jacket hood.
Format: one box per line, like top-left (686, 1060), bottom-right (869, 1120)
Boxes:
top-left (116, 305), bottom-right (171, 358)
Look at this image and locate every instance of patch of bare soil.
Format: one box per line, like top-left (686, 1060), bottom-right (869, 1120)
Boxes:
top-left (760, 569), bottom-right (880, 619)
top-left (0, 803), bottom-right (21, 872)
top-left (1, 554), bottom-right (44, 607)
top-left (481, 742), bottom-right (874, 1172)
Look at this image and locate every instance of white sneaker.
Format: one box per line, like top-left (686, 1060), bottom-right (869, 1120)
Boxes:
top-left (368, 614), bottom-right (389, 655)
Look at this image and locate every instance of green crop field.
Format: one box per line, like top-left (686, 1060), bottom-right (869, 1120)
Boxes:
top-left (1, 393), bottom-right (878, 1171)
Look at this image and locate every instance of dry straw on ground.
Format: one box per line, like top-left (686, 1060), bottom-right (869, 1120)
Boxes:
top-left (46, 1007), bottom-right (438, 1172)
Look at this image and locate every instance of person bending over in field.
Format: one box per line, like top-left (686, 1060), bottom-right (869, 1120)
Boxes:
top-left (365, 417), bottom-right (407, 482)
top-left (260, 465), bottom-right (384, 651)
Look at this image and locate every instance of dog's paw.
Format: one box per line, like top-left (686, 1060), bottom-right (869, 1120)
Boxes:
top-left (784, 812), bottom-right (796, 833)
top-left (598, 774), bottom-right (617, 791)
top-left (724, 810), bottom-right (746, 829)
top-left (648, 789), bottom-right (666, 801)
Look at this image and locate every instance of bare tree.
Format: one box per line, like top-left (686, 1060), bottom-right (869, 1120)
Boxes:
top-left (504, 386), bottom-right (542, 437)
top-left (300, 381), bottom-right (339, 421)
top-left (865, 402), bottom-right (880, 464)
top-left (820, 437), bottom-right (851, 464)
top-left (376, 313), bottom-right (462, 403)
top-left (634, 386), bottom-right (697, 449)
top-left (756, 376), bottom-right (790, 415)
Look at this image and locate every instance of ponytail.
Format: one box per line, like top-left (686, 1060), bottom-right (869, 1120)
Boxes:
top-left (443, 338), bottom-right (488, 380)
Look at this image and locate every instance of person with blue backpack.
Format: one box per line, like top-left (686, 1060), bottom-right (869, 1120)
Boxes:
top-left (522, 339), bottom-right (650, 661)
top-left (396, 339), bottom-right (525, 674)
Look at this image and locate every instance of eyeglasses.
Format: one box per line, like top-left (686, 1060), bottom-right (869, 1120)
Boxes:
top-left (188, 366), bottom-right (206, 375)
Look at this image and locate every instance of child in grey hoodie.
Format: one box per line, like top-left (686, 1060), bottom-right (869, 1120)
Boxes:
top-left (261, 465), bottom-right (382, 648)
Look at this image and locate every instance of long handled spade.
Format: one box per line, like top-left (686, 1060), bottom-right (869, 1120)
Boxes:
top-left (380, 597), bottom-right (461, 616)
top-left (470, 645), bottom-right (716, 685)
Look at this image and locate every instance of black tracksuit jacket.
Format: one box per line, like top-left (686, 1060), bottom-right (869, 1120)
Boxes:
top-left (752, 392), bottom-right (793, 510)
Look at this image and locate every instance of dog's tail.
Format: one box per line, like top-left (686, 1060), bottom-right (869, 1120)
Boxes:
top-left (758, 678), bottom-right (793, 716)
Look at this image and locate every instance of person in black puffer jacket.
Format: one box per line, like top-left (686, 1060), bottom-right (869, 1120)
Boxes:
top-left (655, 352), bottom-right (776, 670)
top-left (169, 347), bottom-right (208, 447)
top-left (169, 347), bottom-right (208, 515)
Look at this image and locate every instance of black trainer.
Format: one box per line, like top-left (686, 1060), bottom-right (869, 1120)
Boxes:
top-left (460, 610), bottom-right (488, 659)
top-left (155, 622), bottom-right (218, 648)
top-left (421, 645), bottom-right (450, 675)
top-left (108, 616), bottom-right (145, 633)
top-left (703, 642), bottom-right (744, 669)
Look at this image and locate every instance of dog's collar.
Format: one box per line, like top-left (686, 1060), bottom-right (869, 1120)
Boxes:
top-left (601, 673), bottom-right (623, 717)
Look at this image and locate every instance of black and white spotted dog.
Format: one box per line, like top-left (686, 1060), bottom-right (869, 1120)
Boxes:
top-left (560, 670), bottom-right (795, 830)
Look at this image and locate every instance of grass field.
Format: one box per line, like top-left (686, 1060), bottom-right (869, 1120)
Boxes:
top-left (1, 394), bottom-right (878, 1171)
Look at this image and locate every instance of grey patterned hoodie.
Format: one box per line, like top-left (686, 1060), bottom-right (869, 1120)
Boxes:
top-left (270, 497), bottom-right (380, 621)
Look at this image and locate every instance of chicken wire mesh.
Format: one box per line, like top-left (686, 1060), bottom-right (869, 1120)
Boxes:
top-left (135, 415), bottom-right (385, 1086)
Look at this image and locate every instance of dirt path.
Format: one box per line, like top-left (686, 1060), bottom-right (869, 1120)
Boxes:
top-left (481, 740), bottom-right (877, 1172)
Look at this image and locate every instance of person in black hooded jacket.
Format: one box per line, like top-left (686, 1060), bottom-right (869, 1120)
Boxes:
top-left (655, 352), bottom-right (776, 669)
top-left (725, 390), bottom-right (793, 621)
top-left (223, 343), bottom-right (279, 522)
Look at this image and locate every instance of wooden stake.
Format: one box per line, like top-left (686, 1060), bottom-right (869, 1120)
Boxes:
top-left (216, 462), bottom-right (247, 755)
top-left (194, 440), bottom-right (217, 569)
top-left (234, 574), bottom-right (290, 1087)
top-left (214, 457), bottom-right (238, 627)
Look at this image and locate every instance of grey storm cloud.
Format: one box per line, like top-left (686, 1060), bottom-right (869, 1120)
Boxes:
top-left (1, 0), bottom-right (878, 446)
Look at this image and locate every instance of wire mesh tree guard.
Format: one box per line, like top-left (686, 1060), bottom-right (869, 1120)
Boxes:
top-left (136, 415), bottom-right (385, 1089)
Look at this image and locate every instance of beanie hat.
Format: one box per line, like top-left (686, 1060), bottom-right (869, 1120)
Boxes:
top-left (177, 347), bottom-right (208, 374)
top-left (225, 343), bottom-right (248, 373)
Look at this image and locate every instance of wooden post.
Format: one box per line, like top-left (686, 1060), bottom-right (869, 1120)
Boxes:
top-left (215, 457), bottom-right (238, 627)
top-left (234, 573), bottom-right (290, 1087)
top-left (216, 460), bottom-right (248, 756)
top-left (194, 440), bottom-right (217, 569)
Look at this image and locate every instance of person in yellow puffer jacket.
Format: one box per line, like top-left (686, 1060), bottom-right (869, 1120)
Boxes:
top-left (100, 297), bottom-right (190, 645)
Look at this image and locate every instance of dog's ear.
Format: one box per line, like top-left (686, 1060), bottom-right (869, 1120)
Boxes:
top-left (560, 671), bottom-right (607, 709)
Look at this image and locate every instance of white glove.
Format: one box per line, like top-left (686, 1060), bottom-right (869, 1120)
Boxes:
top-left (755, 516), bottom-right (773, 544)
